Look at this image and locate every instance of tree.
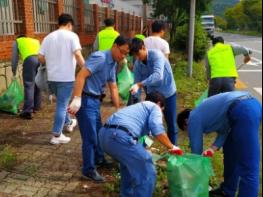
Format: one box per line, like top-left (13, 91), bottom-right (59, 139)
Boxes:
top-left (215, 16), bottom-right (227, 30)
top-left (150, 0), bottom-right (212, 48)
top-left (224, 0), bottom-right (262, 33)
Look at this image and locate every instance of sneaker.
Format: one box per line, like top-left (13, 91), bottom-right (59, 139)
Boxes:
top-left (209, 187), bottom-right (228, 197)
top-left (65, 119), bottom-right (77, 132)
top-left (82, 170), bottom-right (105, 183)
top-left (19, 112), bottom-right (32, 120)
top-left (50, 134), bottom-right (71, 145)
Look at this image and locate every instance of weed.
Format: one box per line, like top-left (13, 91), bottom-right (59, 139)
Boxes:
top-left (0, 145), bottom-right (17, 170)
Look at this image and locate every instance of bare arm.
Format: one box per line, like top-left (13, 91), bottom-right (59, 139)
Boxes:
top-left (73, 67), bottom-right (91, 97)
top-left (38, 54), bottom-right (46, 65)
top-left (155, 133), bottom-right (174, 149)
top-left (108, 82), bottom-right (120, 110)
top-left (74, 49), bottom-right (85, 68)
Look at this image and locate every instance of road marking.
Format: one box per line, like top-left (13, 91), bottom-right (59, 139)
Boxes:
top-left (254, 88), bottom-right (262, 96)
top-left (236, 79), bottom-right (247, 89)
top-left (239, 69), bottom-right (262, 72)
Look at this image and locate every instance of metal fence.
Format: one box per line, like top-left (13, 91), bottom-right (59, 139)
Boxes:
top-left (0, 0), bottom-right (23, 35)
top-left (84, 3), bottom-right (95, 33)
top-left (64, 0), bottom-right (80, 32)
top-left (32, 0), bottom-right (58, 33)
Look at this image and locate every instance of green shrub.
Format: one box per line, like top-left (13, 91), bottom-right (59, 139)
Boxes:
top-left (173, 21), bottom-right (209, 61)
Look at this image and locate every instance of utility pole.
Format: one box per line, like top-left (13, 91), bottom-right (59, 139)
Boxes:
top-left (188, 0), bottom-right (196, 77)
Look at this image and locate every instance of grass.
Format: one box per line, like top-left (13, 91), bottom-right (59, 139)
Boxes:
top-left (0, 144), bottom-right (17, 170)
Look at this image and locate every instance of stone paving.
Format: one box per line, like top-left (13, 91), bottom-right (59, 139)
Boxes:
top-left (0, 96), bottom-right (118, 197)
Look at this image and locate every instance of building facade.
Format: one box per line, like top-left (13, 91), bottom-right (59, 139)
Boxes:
top-left (0, 0), bottom-right (149, 92)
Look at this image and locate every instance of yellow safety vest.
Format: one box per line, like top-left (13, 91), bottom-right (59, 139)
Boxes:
top-left (135, 34), bottom-right (145, 40)
top-left (17, 37), bottom-right (40, 61)
top-left (98, 27), bottom-right (119, 51)
top-left (208, 43), bottom-right (238, 79)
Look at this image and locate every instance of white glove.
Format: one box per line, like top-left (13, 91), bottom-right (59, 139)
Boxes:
top-left (130, 84), bottom-right (140, 95)
top-left (169, 145), bottom-right (184, 155)
top-left (68, 96), bottom-right (81, 115)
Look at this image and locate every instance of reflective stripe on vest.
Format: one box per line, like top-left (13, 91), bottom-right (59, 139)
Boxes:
top-left (208, 43), bottom-right (238, 79)
top-left (17, 37), bottom-right (40, 61)
top-left (98, 27), bottom-right (119, 51)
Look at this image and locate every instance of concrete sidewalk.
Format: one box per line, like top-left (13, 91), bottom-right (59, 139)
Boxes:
top-left (0, 97), bottom-right (118, 197)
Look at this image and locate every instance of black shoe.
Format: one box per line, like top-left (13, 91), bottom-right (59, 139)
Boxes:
top-left (82, 170), bottom-right (105, 183)
top-left (19, 112), bottom-right (32, 120)
top-left (96, 159), bottom-right (113, 168)
top-left (209, 187), bottom-right (228, 197)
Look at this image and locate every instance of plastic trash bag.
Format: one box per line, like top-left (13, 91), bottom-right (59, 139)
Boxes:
top-left (195, 89), bottom-right (208, 107)
top-left (0, 78), bottom-right (24, 114)
top-left (117, 63), bottom-right (134, 102)
top-left (35, 64), bottom-right (48, 92)
top-left (167, 153), bottom-right (214, 197)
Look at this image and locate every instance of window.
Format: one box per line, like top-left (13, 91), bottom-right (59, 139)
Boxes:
top-left (98, 7), bottom-right (105, 29)
top-left (84, 3), bottom-right (95, 33)
top-left (63, 0), bottom-right (80, 32)
top-left (32, 0), bottom-right (58, 33)
top-left (0, 0), bottom-right (23, 35)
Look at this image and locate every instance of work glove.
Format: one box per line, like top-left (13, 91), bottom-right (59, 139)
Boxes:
top-left (169, 145), bottom-right (184, 156)
top-left (68, 96), bottom-right (81, 115)
top-left (203, 148), bottom-right (215, 157)
top-left (130, 84), bottom-right (140, 95)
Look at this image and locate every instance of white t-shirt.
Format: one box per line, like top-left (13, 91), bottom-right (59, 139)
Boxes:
top-left (39, 29), bottom-right (82, 82)
top-left (144, 36), bottom-right (170, 56)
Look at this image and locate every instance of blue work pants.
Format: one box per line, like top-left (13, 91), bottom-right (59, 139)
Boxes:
top-left (99, 127), bottom-right (156, 197)
top-left (222, 98), bottom-right (262, 197)
top-left (76, 96), bottom-right (104, 174)
top-left (164, 93), bottom-right (178, 145)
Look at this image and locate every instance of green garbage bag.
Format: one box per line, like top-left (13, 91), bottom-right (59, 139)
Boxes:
top-left (0, 78), bottom-right (24, 114)
top-left (167, 153), bottom-right (214, 197)
top-left (117, 63), bottom-right (134, 102)
top-left (194, 89), bottom-right (208, 107)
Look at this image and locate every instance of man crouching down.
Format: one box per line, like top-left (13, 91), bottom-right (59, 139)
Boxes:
top-left (99, 92), bottom-right (183, 197)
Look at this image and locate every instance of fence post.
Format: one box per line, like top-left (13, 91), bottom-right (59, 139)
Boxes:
top-left (21, 0), bottom-right (34, 36)
top-left (78, 0), bottom-right (85, 33)
top-left (93, 4), bottom-right (99, 33)
top-left (57, 0), bottom-right (64, 15)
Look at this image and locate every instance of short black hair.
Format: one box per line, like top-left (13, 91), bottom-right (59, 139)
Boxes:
top-left (145, 92), bottom-right (165, 108)
top-left (212, 36), bottom-right (224, 45)
top-left (130, 38), bottom-right (144, 55)
top-left (177, 109), bottom-right (192, 131)
top-left (152, 20), bottom-right (166, 33)
top-left (17, 35), bottom-right (26, 39)
top-left (114, 36), bottom-right (131, 46)
top-left (58, 13), bottom-right (74, 26)
top-left (104, 18), bottom-right (115, 27)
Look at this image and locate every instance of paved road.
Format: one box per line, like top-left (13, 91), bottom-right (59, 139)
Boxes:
top-left (215, 32), bottom-right (262, 101)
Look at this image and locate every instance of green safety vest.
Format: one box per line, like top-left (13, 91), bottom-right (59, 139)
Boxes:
top-left (208, 43), bottom-right (238, 79)
top-left (17, 37), bottom-right (40, 61)
top-left (98, 27), bottom-right (119, 51)
top-left (135, 34), bottom-right (145, 40)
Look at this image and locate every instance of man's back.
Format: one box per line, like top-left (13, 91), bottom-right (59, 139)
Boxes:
top-left (144, 36), bottom-right (170, 57)
top-left (40, 29), bottom-right (81, 82)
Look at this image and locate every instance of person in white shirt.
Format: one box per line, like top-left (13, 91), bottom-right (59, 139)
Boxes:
top-left (38, 13), bottom-right (85, 145)
top-left (144, 20), bottom-right (170, 59)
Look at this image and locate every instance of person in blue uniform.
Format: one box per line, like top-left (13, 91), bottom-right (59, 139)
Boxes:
top-left (177, 91), bottom-right (262, 197)
top-left (129, 38), bottom-right (178, 145)
top-left (68, 36), bottom-right (130, 183)
top-left (99, 92), bottom-right (183, 197)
